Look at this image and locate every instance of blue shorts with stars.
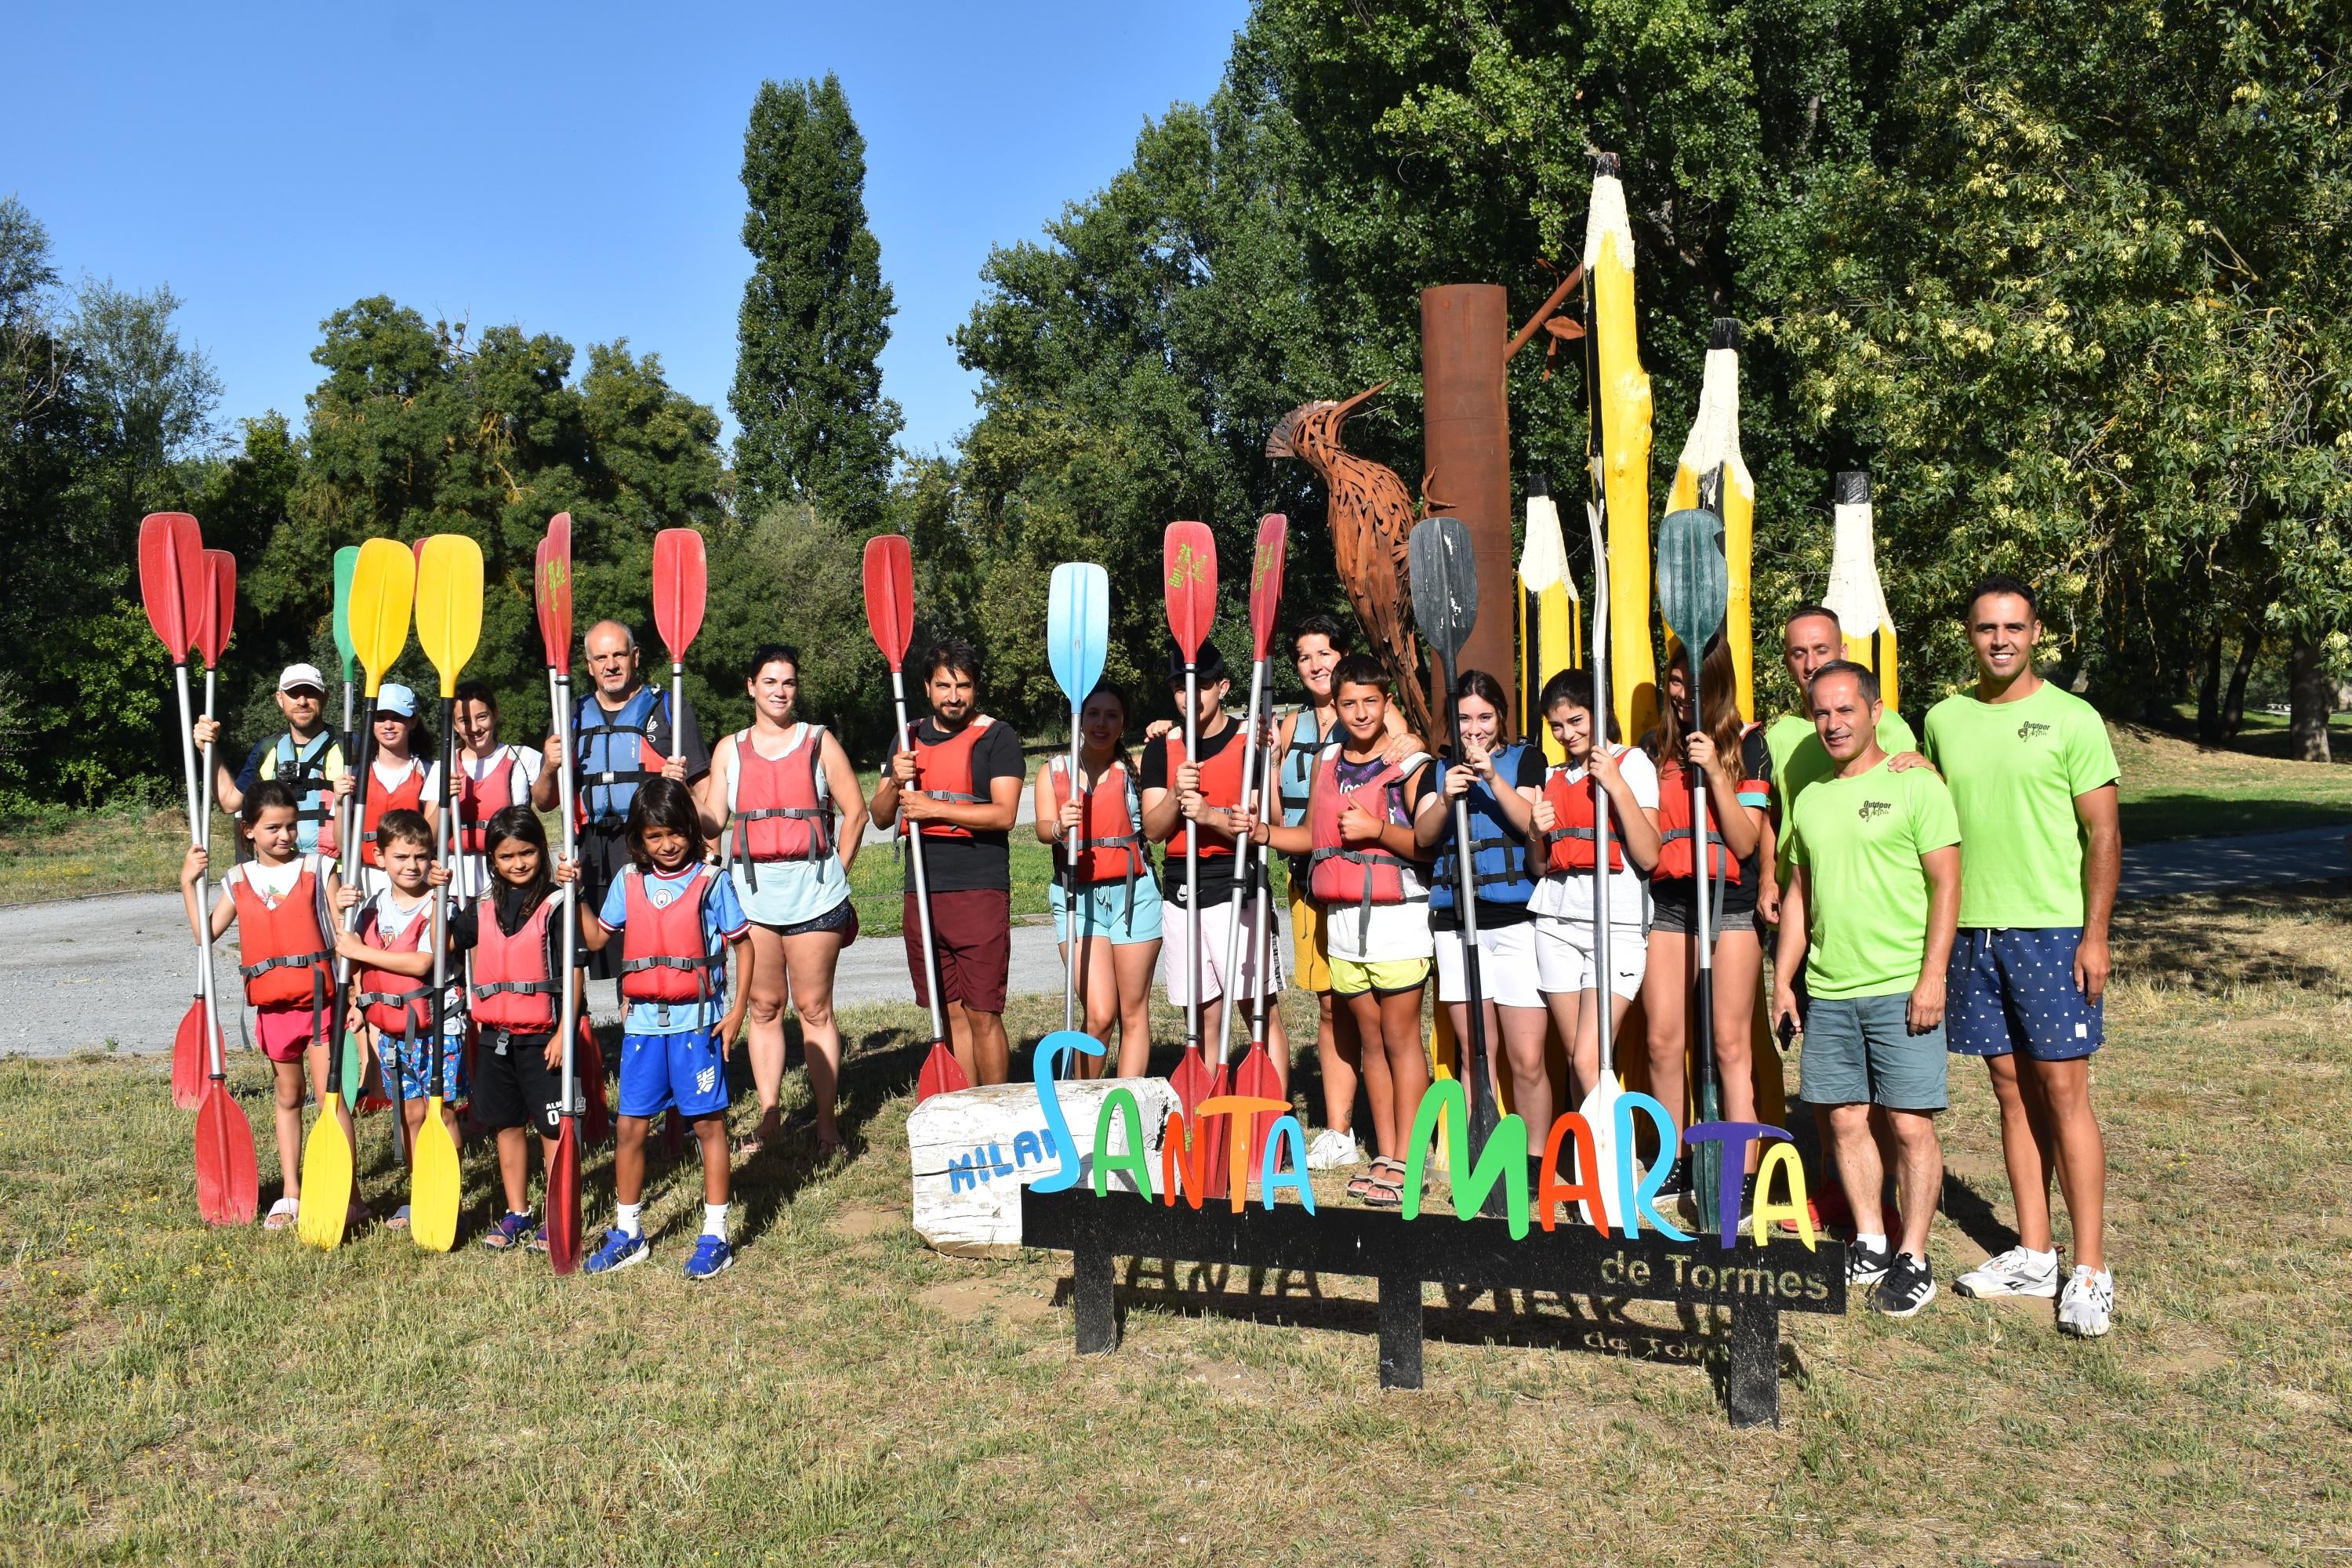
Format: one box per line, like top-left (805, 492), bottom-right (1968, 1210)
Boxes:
top-left (1946, 927), bottom-right (2104, 1062)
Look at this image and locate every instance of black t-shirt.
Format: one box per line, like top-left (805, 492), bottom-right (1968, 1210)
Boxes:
top-left (897, 717), bottom-right (1024, 893)
top-left (1410, 744), bottom-right (1548, 931)
top-left (1653, 728), bottom-right (1770, 916)
top-left (1143, 719), bottom-right (1259, 907)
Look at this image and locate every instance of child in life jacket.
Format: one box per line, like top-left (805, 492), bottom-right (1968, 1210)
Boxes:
top-left (1527, 668), bottom-right (1662, 1105)
top-left (449, 680), bottom-right (544, 902)
top-left (1641, 633), bottom-right (1771, 1211)
top-left (1261, 652), bottom-right (1432, 1210)
top-left (579, 777), bottom-right (750, 1279)
top-left (1036, 679), bottom-right (1160, 1076)
top-left (332, 808), bottom-right (463, 1229)
top-left (180, 779), bottom-right (354, 1231)
top-left (354, 683), bottom-right (441, 897)
top-left (1408, 669), bottom-right (1552, 1132)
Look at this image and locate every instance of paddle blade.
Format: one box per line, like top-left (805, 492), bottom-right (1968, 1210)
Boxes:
top-left (197, 550), bottom-right (236, 669)
top-left (1162, 521), bottom-right (1218, 659)
top-left (546, 1120), bottom-right (583, 1274)
top-left (416, 534), bottom-right (485, 697)
top-left (170, 998), bottom-right (211, 1110)
top-left (331, 546), bottom-right (360, 682)
top-left (1656, 504), bottom-right (1730, 650)
top-left (1168, 1044), bottom-right (1214, 1118)
top-left (543, 512), bottom-right (575, 675)
top-left (579, 1023), bottom-right (611, 1145)
top-left (1234, 1043), bottom-right (1283, 1184)
top-left (1247, 514), bottom-right (1289, 660)
top-left (1407, 516), bottom-right (1479, 668)
top-left (409, 1101), bottom-right (461, 1251)
top-left (914, 1041), bottom-right (968, 1104)
top-left (1046, 561), bottom-right (1110, 706)
top-left (1200, 1063), bottom-right (1234, 1200)
top-left (652, 528), bottom-right (707, 662)
top-left (194, 1081), bottom-right (259, 1225)
top-left (137, 512), bottom-right (205, 661)
top-left (296, 1097), bottom-right (355, 1249)
top-left (862, 534), bottom-right (916, 669)
top-left (1575, 1077), bottom-right (1626, 1231)
top-left (347, 538), bottom-right (416, 692)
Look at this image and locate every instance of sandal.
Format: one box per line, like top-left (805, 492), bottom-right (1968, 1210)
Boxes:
top-left (815, 1136), bottom-right (845, 1162)
top-left (481, 1210), bottom-right (538, 1251)
top-left (263, 1197), bottom-right (299, 1230)
top-left (731, 1134), bottom-right (766, 1158)
top-left (1361, 1171), bottom-right (1407, 1210)
top-left (1347, 1156), bottom-right (1406, 1201)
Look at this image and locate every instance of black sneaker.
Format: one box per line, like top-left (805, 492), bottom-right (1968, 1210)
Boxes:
top-left (1846, 1236), bottom-right (1892, 1287)
top-left (1875, 1251), bottom-right (1937, 1318)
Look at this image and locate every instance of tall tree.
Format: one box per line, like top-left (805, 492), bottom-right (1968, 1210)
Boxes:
top-left (731, 74), bottom-right (902, 532)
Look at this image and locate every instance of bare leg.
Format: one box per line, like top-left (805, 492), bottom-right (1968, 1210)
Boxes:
top-left (1112, 940), bottom-right (1160, 1077)
top-left (496, 1126), bottom-right (530, 1215)
top-left (1986, 1053), bottom-right (2054, 1251)
top-left (1826, 1102), bottom-right (1887, 1238)
top-left (694, 1115), bottom-right (731, 1204)
top-left (967, 1011), bottom-right (1011, 1086)
top-left (1543, 986), bottom-right (1593, 1101)
top-left (945, 1001), bottom-right (976, 1084)
top-left (1346, 990), bottom-right (1392, 1156)
top-left (1317, 991), bottom-right (1361, 1134)
top-left (2027, 1057), bottom-right (2106, 1270)
top-left (1072, 932), bottom-right (1116, 1071)
top-left (781, 926), bottom-right (847, 1145)
top-left (613, 1115), bottom-right (649, 1207)
top-left (1494, 1002), bottom-right (1553, 1135)
top-left (1380, 985), bottom-right (1430, 1165)
top-left (742, 923), bottom-right (790, 1145)
top-left (272, 1058), bottom-right (307, 1196)
top-left (1642, 928), bottom-right (1692, 1138)
top-left (1885, 1109), bottom-right (1943, 1258)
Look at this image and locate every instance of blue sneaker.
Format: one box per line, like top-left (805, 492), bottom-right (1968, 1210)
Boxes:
top-left (683, 1235), bottom-right (735, 1280)
top-left (585, 1227), bottom-right (648, 1275)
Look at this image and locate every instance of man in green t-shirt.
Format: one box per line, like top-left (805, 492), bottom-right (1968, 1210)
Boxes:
top-left (1924, 575), bottom-right (2122, 1338)
top-left (1773, 661), bottom-right (1962, 1319)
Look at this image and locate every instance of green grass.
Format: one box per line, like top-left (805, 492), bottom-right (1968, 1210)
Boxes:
top-left (3, 884), bottom-right (2348, 1563)
top-left (0, 802), bottom-right (233, 906)
top-left (2111, 720), bottom-right (2352, 842)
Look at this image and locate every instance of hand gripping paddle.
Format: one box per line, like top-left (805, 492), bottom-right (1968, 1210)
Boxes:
top-left (536, 516), bottom-right (585, 1273)
top-left (407, 534), bottom-right (482, 1252)
top-left (1215, 515), bottom-right (1288, 1196)
top-left (299, 538), bottom-right (416, 1249)
top-left (864, 535), bottom-right (965, 1102)
top-left (171, 550), bottom-right (236, 1109)
top-left (1657, 474), bottom-right (1733, 1232)
top-left (1046, 561), bottom-right (1110, 1041)
top-left (1408, 517), bottom-right (1504, 1212)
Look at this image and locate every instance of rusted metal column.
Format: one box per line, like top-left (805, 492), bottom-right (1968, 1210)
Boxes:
top-left (1421, 285), bottom-right (1518, 735)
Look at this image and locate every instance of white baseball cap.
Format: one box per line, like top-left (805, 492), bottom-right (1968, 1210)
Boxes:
top-left (278, 662), bottom-right (328, 694)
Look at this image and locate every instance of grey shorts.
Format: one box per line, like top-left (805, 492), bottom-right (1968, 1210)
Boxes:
top-left (1796, 990), bottom-right (1948, 1110)
top-left (1648, 888), bottom-right (1755, 935)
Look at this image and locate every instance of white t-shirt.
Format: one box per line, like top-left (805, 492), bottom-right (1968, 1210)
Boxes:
top-left (223, 852), bottom-right (332, 902)
top-left (1529, 745), bottom-right (1658, 929)
top-left (372, 755), bottom-right (442, 805)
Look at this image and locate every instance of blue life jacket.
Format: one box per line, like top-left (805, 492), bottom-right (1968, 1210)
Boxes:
top-left (269, 731), bottom-right (339, 854)
top-left (1427, 744), bottom-right (1537, 912)
top-left (575, 687), bottom-right (670, 826)
top-left (1279, 705), bottom-right (1323, 827)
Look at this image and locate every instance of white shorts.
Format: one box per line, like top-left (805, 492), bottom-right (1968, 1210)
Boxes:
top-left (1534, 916), bottom-right (1646, 1001)
top-left (1160, 894), bottom-right (1284, 1009)
top-left (1432, 923), bottom-right (1541, 1009)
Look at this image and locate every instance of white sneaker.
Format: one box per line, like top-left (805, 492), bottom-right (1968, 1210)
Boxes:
top-left (1305, 1127), bottom-right (1362, 1170)
top-left (2056, 1265), bottom-right (2114, 1338)
top-left (1955, 1246), bottom-right (2062, 1300)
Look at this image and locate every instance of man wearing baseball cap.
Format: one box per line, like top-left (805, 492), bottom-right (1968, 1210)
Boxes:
top-left (191, 662), bottom-right (355, 858)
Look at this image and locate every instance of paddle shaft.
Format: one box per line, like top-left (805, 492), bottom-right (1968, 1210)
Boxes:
top-left (176, 665), bottom-right (226, 1083)
top-left (1182, 666), bottom-right (1200, 1054)
top-left (554, 670), bottom-right (580, 1125)
top-left (1590, 502), bottom-right (1616, 1085)
top-left (430, 697), bottom-right (455, 1102)
top-left (1441, 654), bottom-right (1502, 1207)
top-left (1214, 652), bottom-right (1269, 1062)
top-left (1062, 709), bottom-right (1082, 1036)
top-left (1690, 624), bottom-right (1722, 1226)
top-left (891, 670), bottom-right (949, 1047)
top-left (191, 669), bottom-right (218, 1054)
top-left (1247, 737), bottom-right (1277, 1050)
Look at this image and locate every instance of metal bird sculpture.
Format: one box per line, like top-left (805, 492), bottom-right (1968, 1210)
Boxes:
top-left (1266, 382), bottom-right (1434, 739)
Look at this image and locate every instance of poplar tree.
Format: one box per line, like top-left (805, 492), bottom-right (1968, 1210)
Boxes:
top-left (730, 74), bottom-right (903, 531)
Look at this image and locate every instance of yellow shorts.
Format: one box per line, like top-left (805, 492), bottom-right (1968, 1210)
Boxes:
top-left (1328, 954), bottom-right (1430, 997)
top-left (1288, 883), bottom-right (1332, 993)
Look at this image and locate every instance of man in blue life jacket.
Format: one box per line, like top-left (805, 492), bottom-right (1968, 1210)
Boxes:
top-left (191, 662), bottom-right (354, 858)
top-left (535, 619), bottom-right (710, 979)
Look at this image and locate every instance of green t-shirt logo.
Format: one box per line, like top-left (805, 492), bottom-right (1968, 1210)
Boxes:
top-left (1858, 800), bottom-right (1893, 821)
top-left (2016, 719), bottom-right (2051, 742)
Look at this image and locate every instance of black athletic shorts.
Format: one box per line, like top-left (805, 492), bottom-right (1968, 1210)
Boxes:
top-left (471, 1027), bottom-right (566, 1137)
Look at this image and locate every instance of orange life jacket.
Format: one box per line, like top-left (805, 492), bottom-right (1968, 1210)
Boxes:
top-left (619, 866), bottom-right (721, 1023)
top-left (456, 748), bottom-right (521, 855)
top-left (1653, 757), bottom-right (1739, 884)
top-left (729, 725), bottom-right (833, 887)
top-left (1305, 746), bottom-right (1426, 920)
top-left (1161, 727), bottom-right (1250, 862)
top-left (354, 894), bottom-right (434, 1036)
top-left (469, 894), bottom-right (561, 1033)
top-left (1541, 759), bottom-right (1626, 873)
top-left (230, 862), bottom-right (334, 1007)
top-left (360, 760), bottom-right (428, 868)
top-left (901, 717), bottom-right (993, 842)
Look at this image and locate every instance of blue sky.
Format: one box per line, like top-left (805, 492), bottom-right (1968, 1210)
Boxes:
top-left (5, 1), bottom-right (1251, 461)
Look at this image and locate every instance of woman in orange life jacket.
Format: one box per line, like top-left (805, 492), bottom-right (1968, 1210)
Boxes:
top-left (1261, 652), bottom-right (1432, 1209)
top-left (1409, 670), bottom-right (1552, 1132)
top-left (332, 808), bottom-right (463, 1229)
top-left (180, 779), bottom-right (358, 1232)
top-left (353, 683), bottom-right (441, 898)
top-left (1641, 633), bottom-right (1772, 1209)
top-left (1527, 668), bottom-right (1662, 1105)
top-left (1036, 679), bottom-right (1161, 1076)
top-left (698, 644), bottom-right (866, 1160)
top-left (449, 680), bottom-right (544, 904)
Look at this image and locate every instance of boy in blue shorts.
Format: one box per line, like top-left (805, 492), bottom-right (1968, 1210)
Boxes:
top-left (1925, 575), bottom-right (2121, 1336)
top-left (579, 777), bottom-right (750, 1278)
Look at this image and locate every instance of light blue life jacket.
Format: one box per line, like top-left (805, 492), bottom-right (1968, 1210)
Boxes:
top-left (1279, 705), bottom-right (1323, 828)
top-left (268, 731), bottom-right (339, 854)
top-left (575, 687), bottom-right (670, 827)
top-left (1426, 744), bottom-right (1538, 912)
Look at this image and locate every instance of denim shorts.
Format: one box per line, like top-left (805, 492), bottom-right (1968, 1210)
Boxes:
top-left (1797, 990), bottom-right (1948, 1110)
top-left (1946, 927), bottom-right (2103, 1062)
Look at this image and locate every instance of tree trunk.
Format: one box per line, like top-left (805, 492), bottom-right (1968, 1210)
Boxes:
top-left (2196, 630), bottom-right (2223, 744)
top-left (2287, 637), bottom-right (2334, 762)
top-left (2222, 628), bottom-right (2262, 739)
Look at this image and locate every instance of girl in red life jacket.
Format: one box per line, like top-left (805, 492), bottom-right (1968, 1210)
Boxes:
top-left (1639, 634), bottom-right (1773, 1210)
top-left (450, 680), bottom-right (544, 903)
top-left (1035, 680), bottom-right (1161, 1076)
top-left (1525, 668), bottom-right (1663, 1108)
top-left (332, 808), bottom-right (461, 1228)
top-left (354, 683), bottom-right (441, 894)
top-left (700, 644), bottom-right (866, 1160)
top-left (181, 779), bottom-right (356, 1232)
top-left (1261, 653), bottom-right (1433, 1210)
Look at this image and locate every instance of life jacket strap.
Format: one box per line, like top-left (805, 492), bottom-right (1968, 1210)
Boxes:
top-left (240, 948), bottom-right (332, 980)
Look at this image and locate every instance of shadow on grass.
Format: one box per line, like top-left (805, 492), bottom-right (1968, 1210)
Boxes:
top-left (2118, 795), bottom-right (2352, 844)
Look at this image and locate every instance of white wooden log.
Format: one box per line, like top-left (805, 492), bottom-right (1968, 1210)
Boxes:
top-left (908, 1076), bottom-right (1178, 1254)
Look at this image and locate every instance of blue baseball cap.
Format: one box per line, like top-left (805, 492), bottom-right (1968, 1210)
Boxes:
top-left (375, 683), bottom-right (418, 718)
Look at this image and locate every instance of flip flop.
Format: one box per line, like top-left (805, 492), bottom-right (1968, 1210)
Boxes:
top-left (263, 1197), bottom-right (299, 1230)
